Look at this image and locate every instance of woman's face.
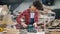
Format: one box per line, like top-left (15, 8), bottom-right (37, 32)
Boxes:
top-left (30, 5), bottom-right (36, 11)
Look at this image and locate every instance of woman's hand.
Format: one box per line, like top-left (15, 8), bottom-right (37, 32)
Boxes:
top-left (33, 23), bottom-right (37, 28)
top-left (21, 23), bottom-right (27, 28)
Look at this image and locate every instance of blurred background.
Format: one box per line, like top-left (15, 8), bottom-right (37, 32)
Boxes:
top-left (0, 0), bottom-right (60, 34)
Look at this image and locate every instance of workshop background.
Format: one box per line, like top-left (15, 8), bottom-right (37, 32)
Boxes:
top-left (0, 0), bottom-right (60, 34)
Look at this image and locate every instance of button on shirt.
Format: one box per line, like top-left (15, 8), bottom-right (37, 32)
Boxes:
top-left (30, 13), bottom-right (35, 18)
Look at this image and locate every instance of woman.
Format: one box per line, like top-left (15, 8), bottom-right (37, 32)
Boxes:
top-left (16, 1), bottom-right (43, 28)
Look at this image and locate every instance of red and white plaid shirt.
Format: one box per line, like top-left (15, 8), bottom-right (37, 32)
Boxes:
top-left (16, 9), bottom-right (39, 25)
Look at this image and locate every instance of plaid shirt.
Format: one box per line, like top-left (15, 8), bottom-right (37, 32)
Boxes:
top-left (16, 9), bottom-right (38, 25)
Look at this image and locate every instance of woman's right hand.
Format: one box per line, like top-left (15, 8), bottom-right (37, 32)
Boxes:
top-left (21, 23), bottom-right (27, 28)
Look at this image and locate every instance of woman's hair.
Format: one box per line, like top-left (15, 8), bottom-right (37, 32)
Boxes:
top-left (33, 0), bottom-right (43, 10)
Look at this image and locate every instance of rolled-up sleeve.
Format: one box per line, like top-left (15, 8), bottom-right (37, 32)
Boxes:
top-left (16, 11), bottom-right (26, 24)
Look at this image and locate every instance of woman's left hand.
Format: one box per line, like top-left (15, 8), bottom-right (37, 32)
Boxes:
top-left (33, 23), bottom-right (37, 27)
